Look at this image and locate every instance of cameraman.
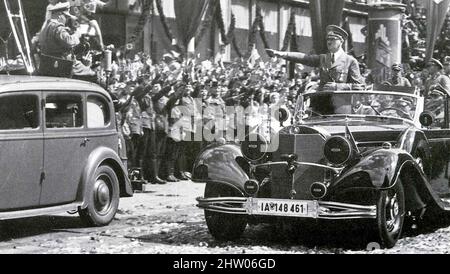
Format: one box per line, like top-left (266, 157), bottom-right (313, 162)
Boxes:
top-left (39, 2), bottom-right (81, 77)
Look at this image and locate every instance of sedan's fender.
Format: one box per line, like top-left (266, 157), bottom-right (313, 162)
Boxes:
top-left (77, 146), bottom-right (133, 208)
top-left (192, 143), bottom-right (248, 195)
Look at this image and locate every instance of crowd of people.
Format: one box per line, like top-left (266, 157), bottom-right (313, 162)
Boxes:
top-left (107, 47), bottom-right (311, 185)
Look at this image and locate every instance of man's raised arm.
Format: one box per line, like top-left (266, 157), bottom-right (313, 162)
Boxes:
top-left (265, 49), bottom-right (320, 68)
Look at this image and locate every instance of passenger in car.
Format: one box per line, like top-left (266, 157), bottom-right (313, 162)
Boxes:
top-left (265, 25), bottom-right (364, 91)
top-left (425, 58), bottom-right (450, 97)
top-left (384, 63), bottom-right (412, 87)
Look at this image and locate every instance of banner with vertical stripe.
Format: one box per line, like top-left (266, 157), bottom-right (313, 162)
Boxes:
top-left (425, 0), bottom-right (450, 62)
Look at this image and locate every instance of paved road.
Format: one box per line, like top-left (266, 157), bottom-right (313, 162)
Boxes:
top-left (0, 181), bottom-right (449, 254)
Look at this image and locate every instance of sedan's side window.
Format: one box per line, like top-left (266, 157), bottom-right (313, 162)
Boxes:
top-left (45, 95), bottom-right (83, 128)
top-left (87, 95), bottom-right (110, 128)
top-left (0, 94), bottom-right (39, 130)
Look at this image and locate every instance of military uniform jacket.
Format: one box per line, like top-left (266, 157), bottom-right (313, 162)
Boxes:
top-left (39, 19), bottom-right (80, 59)
top-left (386, 76), bottom-right (412, 87)
top-left (137, 94), bottom-right (154, 130)
top-left (288, 50), bottom-right (364, 89)
top-left (125, 98), bottom-right (142, 136)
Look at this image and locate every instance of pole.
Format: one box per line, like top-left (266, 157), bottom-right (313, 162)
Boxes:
top-left (367, 1), bottom-right (405, 84)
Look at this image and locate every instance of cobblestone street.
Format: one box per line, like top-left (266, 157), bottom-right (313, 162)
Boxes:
top-left (0, 181), bottom-right (448, 254)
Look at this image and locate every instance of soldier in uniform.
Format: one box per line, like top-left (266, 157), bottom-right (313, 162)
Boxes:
top-left (266, 25), bottom-right (364, 90)
top-left (126, 83), bottom-right (143, 170)
top-left (204, 81), bottom-right (226, 140)
top-left (164, 85), bottom-right (186, 182)
top-left (131, 80), bottom-right (166, 185)
top-left (166, 84), bottom-right (199, 181)
top-left (425, 58), bottom-right (450, 97)
top-left (443, 56), bottom-right (450, 78)
top-left (147, 83), bottom-right (172, 184)
top-left (39, 2), bottom-right (81, 77)
top-left (384, 63), bottom-right (412, 87)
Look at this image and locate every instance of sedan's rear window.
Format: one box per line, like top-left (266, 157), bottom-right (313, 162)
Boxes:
top-left (45, 95), bottom-right (83, 128)
top-left (87, 95), bottom-right (110, 128)
top-left (0, 94), bottom-right (39, 130)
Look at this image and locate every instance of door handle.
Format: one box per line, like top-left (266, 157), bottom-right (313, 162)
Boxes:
top-left (81, 137), bottom-right (90, 147)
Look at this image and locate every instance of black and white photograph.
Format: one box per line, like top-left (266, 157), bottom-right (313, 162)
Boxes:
top-left (1, 0), bottom-right (450, 260)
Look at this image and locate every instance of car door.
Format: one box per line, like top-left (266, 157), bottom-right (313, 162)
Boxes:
top-left (0, 92), bottom-right (43, 210)
top-left (86, 93), bottom-right (117, 153)
top-left (424, 95), bottom-right (450, 198)
top-left (40, 91), bottom-right (87, 206)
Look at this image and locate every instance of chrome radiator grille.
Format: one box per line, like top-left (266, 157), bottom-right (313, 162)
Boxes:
top-left (271, 133), bottom-right (327, 199)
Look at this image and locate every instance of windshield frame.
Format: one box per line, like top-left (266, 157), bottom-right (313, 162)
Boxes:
top-left (296, 90), bottom-right (423, 126)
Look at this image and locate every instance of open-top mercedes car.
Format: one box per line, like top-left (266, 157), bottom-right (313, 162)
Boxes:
top-left (193, 85), bottom-right (450, 248)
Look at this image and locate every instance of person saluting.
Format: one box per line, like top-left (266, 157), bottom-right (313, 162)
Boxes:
top-left (266, 25), bottom-right (364, 91)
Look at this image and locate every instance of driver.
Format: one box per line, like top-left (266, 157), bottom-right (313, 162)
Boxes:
top-left (352, 96), bottom-right (376, 115)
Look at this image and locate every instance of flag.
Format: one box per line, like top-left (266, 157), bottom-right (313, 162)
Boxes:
top-left (173, 0), bottom-right (211, 50)
top-left (425, 0), bottom-right (450, 62)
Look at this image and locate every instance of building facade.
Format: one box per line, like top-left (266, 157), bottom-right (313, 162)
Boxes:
top-left (1, 0), bottom-right (370, 63)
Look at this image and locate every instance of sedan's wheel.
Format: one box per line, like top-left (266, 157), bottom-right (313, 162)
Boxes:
top-left (79, 165), bottom-right (120, 227)
top-left (374, 180), bottom-right (405, 248)
top-left (204, 183), bottom-right (247, 241)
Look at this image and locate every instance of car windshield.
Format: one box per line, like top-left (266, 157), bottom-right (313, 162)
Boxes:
top-left (299, 92), bottom-right (418, 122)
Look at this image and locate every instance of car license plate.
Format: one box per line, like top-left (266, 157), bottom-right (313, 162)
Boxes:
top-left (250, 198), bottom-right (317, 218)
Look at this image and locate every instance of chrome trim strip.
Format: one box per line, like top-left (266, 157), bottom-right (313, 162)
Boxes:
top-left (252, 161), bottom-right (288, 168)
top-left (293, 161), bottom-right (344, 174)
top-left (250, 161), bottom-right (343, 174)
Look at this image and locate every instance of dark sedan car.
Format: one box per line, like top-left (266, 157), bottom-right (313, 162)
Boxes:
top-left (193, 86), bottom-right (450, 248)
top-left (0, 75), bottom-right (133, 226)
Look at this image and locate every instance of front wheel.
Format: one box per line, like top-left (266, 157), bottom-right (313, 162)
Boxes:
top-left (373, 180), bottom-right (405, 248)
top-left (79, 165), bottom-right (120, 227)
top-left (204, 183), bottom-right (247, 241)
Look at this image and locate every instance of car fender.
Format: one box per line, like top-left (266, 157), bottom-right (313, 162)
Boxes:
top-left (396, 127), bottom-right (431, 162)
top-left (335, 148), bottom-right (418, 189)
top-left (192, 143), bottom-right (248, 195)
top-left (78, 146), bottom-right (133, 208)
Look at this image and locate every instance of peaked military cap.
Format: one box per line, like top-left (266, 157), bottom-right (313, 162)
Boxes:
top-left (326, 25), bottom-right (348, 41)
top-left (48, 2), bottom-right (77, 19)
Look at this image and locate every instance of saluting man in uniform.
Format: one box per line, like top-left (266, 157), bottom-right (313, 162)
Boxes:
top-left (266, 25), bottom-right (364, 90)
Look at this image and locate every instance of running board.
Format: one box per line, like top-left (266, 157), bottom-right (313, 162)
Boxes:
top-left (0, 203), bottom-right (82, 220)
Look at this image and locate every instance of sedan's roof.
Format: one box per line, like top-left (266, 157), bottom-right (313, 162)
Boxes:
top-left (0, 75), bottom-right (109, 97)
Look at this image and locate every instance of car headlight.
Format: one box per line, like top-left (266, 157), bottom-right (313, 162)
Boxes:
top-left (323, 136), bottom-right (352, 166)
top-left (241, 134), bottom-right (268, 162)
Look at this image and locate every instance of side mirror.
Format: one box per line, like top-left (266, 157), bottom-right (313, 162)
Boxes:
top-left (419, 111), bottom-right (435, 127)
top-left (276, 107), bottom-right (289, 126)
